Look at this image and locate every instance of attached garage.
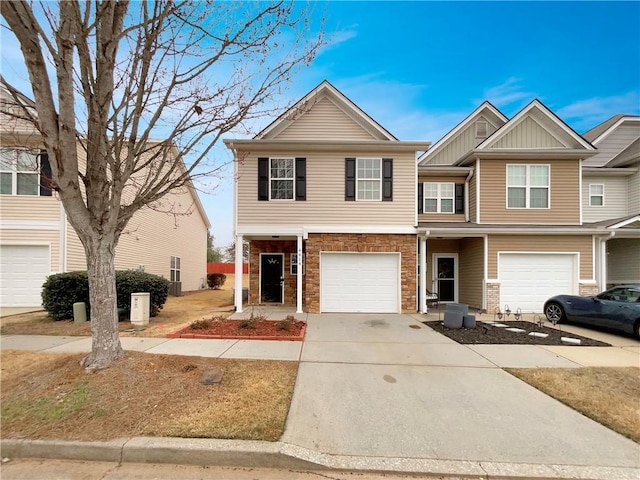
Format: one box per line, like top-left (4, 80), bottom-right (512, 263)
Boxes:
top-left (320, 252), bottom-right (400, 313)
top-left (499, 253), bottom-right (577, 312)
top-left (0, 245), bottom-right (50, 307)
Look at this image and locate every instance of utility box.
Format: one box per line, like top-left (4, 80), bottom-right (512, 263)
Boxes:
top-left (73, 302), bottom-right (87, 323)
top-left (130, 292), bottom-right (150, 326)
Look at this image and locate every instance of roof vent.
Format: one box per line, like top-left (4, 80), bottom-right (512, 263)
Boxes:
top-left (475, 121), bottom-right (488, 139)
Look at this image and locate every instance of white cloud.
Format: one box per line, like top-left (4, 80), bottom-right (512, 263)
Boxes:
top-left (317, 26), bottom-right (358, 56)
top-left (478, 77), bottom-right (534, 111)
top-left (556, 92), bottom-right (640, 132)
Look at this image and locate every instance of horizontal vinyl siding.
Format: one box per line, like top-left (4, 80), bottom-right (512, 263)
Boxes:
top-left (493, 117), bottom-right (564, 149)
top-left (237, 151), bottom-right (415, 226)
top-left (458, 237), bottom-right (484, 309)
top-left (469, 174), bottom-right (477, 222)
top-left (65, 225), bottom-right (86, 271)
top-left (582, 176), bottom-right (628, 222)
top-left (0, 195), bottom-right (60, 220)
top-left (418, 174), bottom-right (468, 223)
top-left (275, 97), bottom-right (376, 141)
top-left (487, 235), bottom-right (592, 279)
top-left (607, 238), bottom-right (640, 284)
top-left (584, 125), bottom-right (640, 167)
top-left (628, 168), bottom-right (640, 215)
top-left (0, 229), bottom-right (60, 274)
top-left (479, 159), bottom-right (581, 224)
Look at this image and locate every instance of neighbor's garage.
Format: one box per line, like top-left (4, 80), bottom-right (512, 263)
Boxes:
top-left (0, 245), bottom-right (50, 307)
top-left (499, 253), bottom-right (577, 312)
top-left (321, 252), bottom-right (400, 313)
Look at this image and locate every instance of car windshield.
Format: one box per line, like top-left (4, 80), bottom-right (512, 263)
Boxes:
top-left (598, 287), bottom-right (640, 303)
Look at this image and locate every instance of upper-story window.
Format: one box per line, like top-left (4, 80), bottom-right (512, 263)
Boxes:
top-left (424, 182), bottom-right (454, 213)
top-left (258, 157), bottom-right (306, 201)
top-left (0, 148), bottom-right (51, 196)
top-left (507, 164), bottom-right (549, 209)
top-left (589, 184), bottom-right (604, 207)
top-left (345, 157), bottom-right (393, 202)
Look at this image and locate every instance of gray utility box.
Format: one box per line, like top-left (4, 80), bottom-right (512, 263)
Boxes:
top-left (130, 292), bottom-right (150, 326)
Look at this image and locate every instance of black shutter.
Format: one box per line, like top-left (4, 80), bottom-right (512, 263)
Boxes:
top-left (295, 157), bottom-right (306, 201)
top-left (258, 157), bottom-right (268, 201)
top-left (418, 182), bottom-right (424, 213)
top-left (382, 158), bottom-right (393, 201)
top-left (345, 157), bottom-right (355, 201)
top-left (39, 150), bottom-right (52, 196)
top-left (455, 183), bottom-right (464, 214)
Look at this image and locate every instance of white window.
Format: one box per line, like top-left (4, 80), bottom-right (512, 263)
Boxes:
top-left (170, 256), bottom-right (181, 282)
top-left (270, 158), bottom-right (294, 200)
top-left (507, 164), bottom-right (549, 209)
top-left (475, 121), bottom-right (488, 139)
top-left (424, 182), bottom-right (454, 213)
top-left (589, 184), bottom-right (604, 207)
top-left (356, 158), bottom-right (381, 201)
top-left (290, 253), bottom-right (305, 275)
top-left (0, 148), bottom-right (40, 196)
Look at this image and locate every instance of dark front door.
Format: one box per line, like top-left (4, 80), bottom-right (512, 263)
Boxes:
top-left (436, 256), bottom-right (456, 302)
top-left (260, 254), bottom-right (283, 303)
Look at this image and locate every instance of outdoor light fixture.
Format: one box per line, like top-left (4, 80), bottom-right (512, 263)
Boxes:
top-left (504, 304), bottom-right (511, 317)
top-left (514, 308), bottom-right (522, 321)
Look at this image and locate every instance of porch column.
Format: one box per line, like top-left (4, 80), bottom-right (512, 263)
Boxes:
top-left (296, 234), bottom-right (303, 313)
top-left (419, 236), bottom-right (428, 314)
top-left (234, 234), bottom-right (244, 313)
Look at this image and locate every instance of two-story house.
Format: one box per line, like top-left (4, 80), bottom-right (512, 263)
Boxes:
top-left (225, 81), bottom-right (428, 314)
top-left (228, 81), bottom-right (639, 315)
top-left (0, 79), bottom-right (211, 308)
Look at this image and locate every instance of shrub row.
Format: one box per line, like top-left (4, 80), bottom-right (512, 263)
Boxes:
top-left (42, 270), bottom-right (169, 321)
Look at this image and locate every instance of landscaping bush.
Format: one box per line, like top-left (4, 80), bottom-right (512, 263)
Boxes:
top-left (207, 272), bottom-right (227, 289)
top-left (41, 270), bottom-right (169, 321)
top-left (41, 271), bottom-right (90, 321)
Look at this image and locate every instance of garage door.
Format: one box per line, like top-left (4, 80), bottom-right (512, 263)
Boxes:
top-left (0, 245), bottom-right (49, 307)
top-left (321, 253), bottom-right (400, 313)
top-left (499, 253), bottom-right (576, 312)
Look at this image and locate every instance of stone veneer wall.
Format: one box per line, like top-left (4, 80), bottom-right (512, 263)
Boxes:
top-left (248, 240), bottom-right (300, 306)
top-left (304, 233), bottom-right (416, 313)
top-left (486, 282), bottom-right (500, 314)
top-left (579, 283), bottom-right (600, 297)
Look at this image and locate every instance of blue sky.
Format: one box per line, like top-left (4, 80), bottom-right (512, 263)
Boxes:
top-left (2, 1), bottom-right (639, 250)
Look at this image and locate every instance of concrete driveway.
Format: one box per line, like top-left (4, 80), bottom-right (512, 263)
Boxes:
top-left (282, 313), bottom-right (640, 471)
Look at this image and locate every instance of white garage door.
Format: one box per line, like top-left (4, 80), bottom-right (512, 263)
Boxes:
top-left (0, 245), bottom-right (50, 307)
top-left (321, 253), bottom-right (400, 313)
top-left (499, 253), bottom-right (576, 313)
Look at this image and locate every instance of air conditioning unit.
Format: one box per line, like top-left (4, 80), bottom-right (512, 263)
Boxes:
top-left (169, 281), bottom-right (182, 296)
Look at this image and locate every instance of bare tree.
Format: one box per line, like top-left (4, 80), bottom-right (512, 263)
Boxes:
top-left (1, 0), bottom-right (322, 371)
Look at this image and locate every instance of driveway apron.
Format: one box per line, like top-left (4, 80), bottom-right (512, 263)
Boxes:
top-left (282, 313), bottom-right (640, 468)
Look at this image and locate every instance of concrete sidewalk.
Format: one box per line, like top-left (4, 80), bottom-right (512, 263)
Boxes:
top-left (1, 314), bottom-right (639, 479)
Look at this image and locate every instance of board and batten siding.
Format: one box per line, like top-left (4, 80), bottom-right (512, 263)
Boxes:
top-left (582, 176), bottom-right (628, 222)
top-left (418, 174), bottom-right (468, 223)
top-left (237, 151), bottom-right (416, 227)
top-left (0, 229), bottom-right (59, 273)
top-left (492, 117), bottom-right (565, 149)
top-left (479, 159), bottom-right (581, 224)
top-left (607, 238), bottom-right (640, 284)
top-left (458, 237), bottom-right (484, 308)
top-left (584, 125), bottom-right (640, 167)
top-left (274, 97), bottom-right (377, 141)
top-left (487, 235), bottom-right (592, 280)
top-left (426, 115), bottom-right (499, 166)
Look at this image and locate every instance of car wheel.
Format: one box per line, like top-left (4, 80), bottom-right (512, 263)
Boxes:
top-left (634, 320), bottom-right (640, 340)
top-left (545, 302), bottom-right (566, 323)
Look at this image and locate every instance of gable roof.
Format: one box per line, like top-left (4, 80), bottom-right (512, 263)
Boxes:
top-left (476, 99), bottom-right (595, 151)
top-left (256, 80), bottom-right (398, 141)
top-left (582, 114), bottom-right (639, 143)
top-left (418, 101), bottom-right (507, 165)
top-left (606, 137), bottom-right (640, 167)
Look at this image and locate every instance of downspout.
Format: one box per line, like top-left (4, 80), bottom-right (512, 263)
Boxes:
top-left (464, 167), bottom-right (475, 222)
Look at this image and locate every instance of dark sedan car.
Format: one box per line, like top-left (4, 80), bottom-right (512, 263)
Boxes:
top-left (544, 285), bottom-right (640, 339)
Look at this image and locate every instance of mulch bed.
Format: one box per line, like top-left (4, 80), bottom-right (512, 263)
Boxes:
top-left (168, 319), bottom-right (306, 341)
top-left (425, 320), bottom-right (611, 346)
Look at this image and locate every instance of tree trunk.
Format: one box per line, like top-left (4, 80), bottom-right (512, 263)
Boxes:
top-left (80, 236), bottom-right (125, 372)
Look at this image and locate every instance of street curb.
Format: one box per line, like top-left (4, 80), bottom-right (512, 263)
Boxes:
top-left (2, 437), bottom-right (639, 480)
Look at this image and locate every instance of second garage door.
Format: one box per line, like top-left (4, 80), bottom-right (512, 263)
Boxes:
top-left (321, 253), bottom-right (400, 313)
top-left (499, 253), bottom-right (576, 313)
top-left (0, 245), bottom-right (50, 307)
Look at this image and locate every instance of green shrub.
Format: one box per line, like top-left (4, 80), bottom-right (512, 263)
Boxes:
top-left (207, 272), bottom-right (227, 289)
top-left (41, 271), bottom-right (90, 321)
top-left (41, 270), bottom-right (169, 321)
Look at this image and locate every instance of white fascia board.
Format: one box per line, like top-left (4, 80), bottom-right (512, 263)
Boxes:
top-left (237, 225), bottom-right (418, 237)
top-left (417, 226), bottom-right (608, 236)
top-left (223, 139), bottom-right (429, 153)
top-left (608, 215), bottom-right (640, 229)
top-left (0, 220), bottom-right (60, 230)
top-left (592, 117), bottom-right (640, 145)
top-left (582, 167), bottom-right (638, 176)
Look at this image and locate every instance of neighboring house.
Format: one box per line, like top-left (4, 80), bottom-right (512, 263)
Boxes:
top-left (227, 80), bottom-right (639, 314)
top-left (0, 79), bottom-right (211, 308)
top-left (225, 81), bottom-right (428, 313)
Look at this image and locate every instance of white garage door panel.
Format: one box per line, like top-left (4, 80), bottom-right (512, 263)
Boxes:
top-left (321, 253), bottom-right (399, 313)
top-left (0, 245), bottom-right (49, 307)
top-left (499, 254), bottom-right (575, 313)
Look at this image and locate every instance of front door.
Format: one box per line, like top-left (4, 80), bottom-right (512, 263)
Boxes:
top-left (260, 253), bottom-right (284, 303)
top-left (434, 254), bottom-right (457, 302)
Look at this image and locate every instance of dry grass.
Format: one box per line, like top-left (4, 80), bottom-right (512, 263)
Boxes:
top-left (0, 274), bottom-right (247, 338)
top-left (508, 367), bottom-right (640, 443)
top-left (1, 348), bottom-right (297, 442)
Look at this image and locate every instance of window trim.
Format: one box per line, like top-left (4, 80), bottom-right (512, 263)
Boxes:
top-left (356, 157), bottom-right (382, 201)
top-left (589, 183), bottom-right (604, 207)
top-left (290, 253), bottom-right (305, 275)
top-left (269, 157), bottom-right (295, 201)
top-left (0, 148), bottom-right (41, 196)
top-left (423, 182), bottom-right (455, 213)
top-left (506, 164), bottom-right (550, 209)
top-left (170, 256), bottom-right (181, 283)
